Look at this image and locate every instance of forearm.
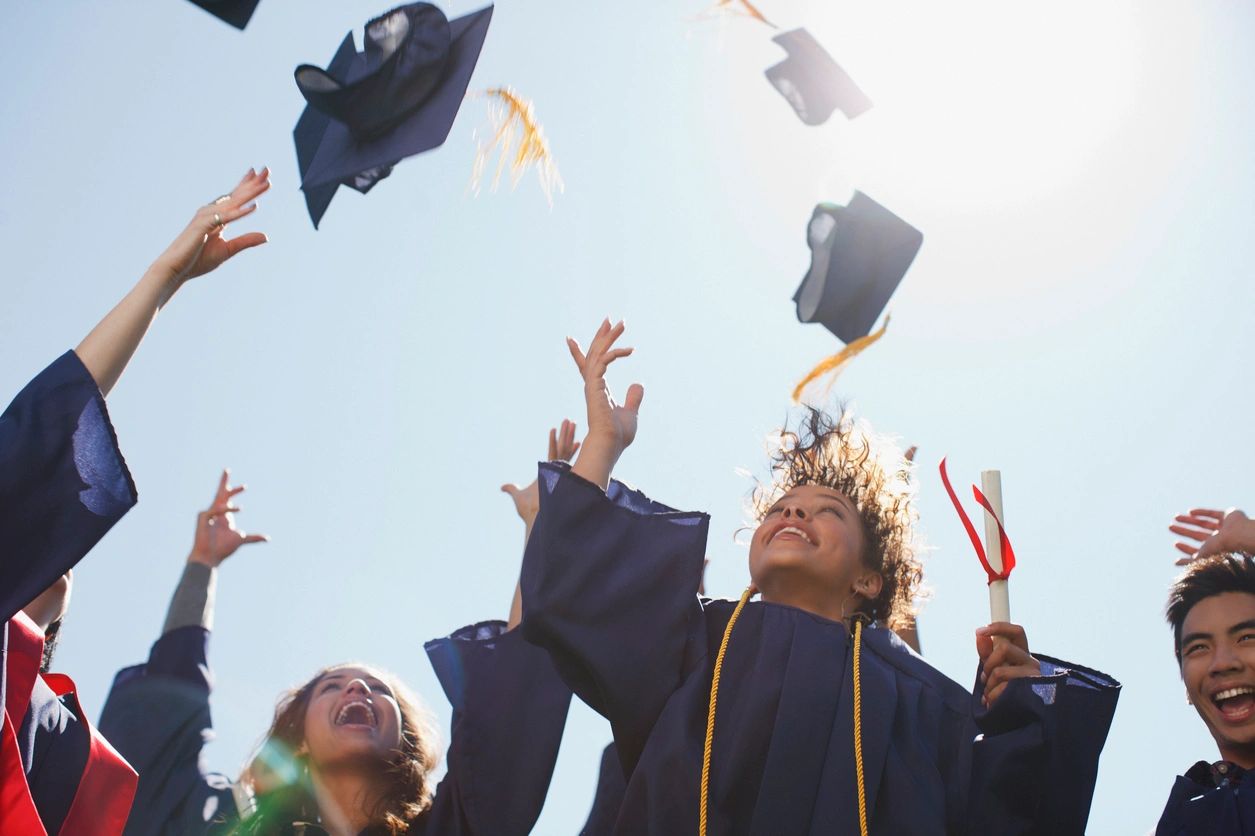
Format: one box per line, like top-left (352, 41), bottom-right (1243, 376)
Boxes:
top-left (75, 268), bottom-right (179, 397)
top-left (571, 436), bottom-right (620, 492)
top-left (163, 561), bottom-right (218, 634)
top-left (506, 520), bottom-right (534, 631)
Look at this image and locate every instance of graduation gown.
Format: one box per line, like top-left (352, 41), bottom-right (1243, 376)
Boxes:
top-left (100, 619), bottom-right (573, 835)
top-left (1156, 760), bottom-right (1255, 835)
top-left (0, 351), bottom-right (139, 835)
top-left (580, 743), bottom-right (626, 836)
top-left (520, 463), bottom-right (1121, 835)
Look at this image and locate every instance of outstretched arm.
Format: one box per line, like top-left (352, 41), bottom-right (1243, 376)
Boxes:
top-left (1171, 507), bottom-right (1255, 564)
top-left (502, 419), bottom-right (581, 629)
top-left (567, 319), bottom-right (643, 491)
top-left (75, 168), bottom-right (270, 396)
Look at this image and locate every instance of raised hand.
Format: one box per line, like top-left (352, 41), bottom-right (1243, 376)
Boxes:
top-left (976, 622), bottom-right (1042, 707)
top-left (567, 319), bottom-right (643, 489)
top-left (150, 168), bottom-right (271, 288)
top-left (502, 419), bottom-right (581, 527)
top-left (188, 470), bottom-right (269, 569)
top-left (1171, 507), bottom-right (1255, 565)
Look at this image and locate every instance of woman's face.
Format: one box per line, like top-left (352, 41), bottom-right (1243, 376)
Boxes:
top-left (748, 485), bottom-right (874, 608)
top-left (302, 665), bottom-right (404, 769)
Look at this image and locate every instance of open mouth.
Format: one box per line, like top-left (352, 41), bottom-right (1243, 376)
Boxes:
top-left (334, 700), bottom-right (378, 729)
top-left (1211, 686), bottom-right (1255, 724)
top-left (770, 526), bottom-right (813, 545)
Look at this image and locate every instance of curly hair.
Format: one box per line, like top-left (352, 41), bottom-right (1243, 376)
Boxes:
top-left (234, 663), bottom-right (441, 835)
top-left (752, 406), bottom-right (922, 629)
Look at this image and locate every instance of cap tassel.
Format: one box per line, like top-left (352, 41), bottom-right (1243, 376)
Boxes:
top-left (791, 314), bottom-right (891, 403)
top-left (703, 0), bottom-right (778, 28)
top-left (469, 87), bottom-right (564, 206)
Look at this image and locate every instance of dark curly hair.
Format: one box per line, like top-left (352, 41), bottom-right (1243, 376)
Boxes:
top-left (752, 406), bottom-right (922, 629)
top-left (234, 663), bottom-right (440, 835)
top-left (1166, 552), bottom-right (1255, 661)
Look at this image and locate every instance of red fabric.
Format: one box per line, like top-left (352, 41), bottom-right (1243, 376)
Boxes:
top-left (0, 617), bottom-right (137, 836)
top-left (938, 458), bottom-right (1017, 585)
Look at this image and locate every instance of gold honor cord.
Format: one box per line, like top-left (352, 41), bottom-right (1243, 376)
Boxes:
top-left (791, 315), bottom-right (891, 404)
top-left (699, 591), bottom-right (869, 836)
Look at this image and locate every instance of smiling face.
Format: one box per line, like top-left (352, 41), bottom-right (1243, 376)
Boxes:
top-left (302, 665), bottom-right (405, 770)
top-left (1179, 592), bottom-right (1255, 768)
top-left (748, 484), bottom-right (878, 620)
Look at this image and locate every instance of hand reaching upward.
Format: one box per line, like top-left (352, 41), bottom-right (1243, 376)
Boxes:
top-left (188, 470), bottom-right (269, 569)
top-left (1170, 507), bottom-right (1255, 565)
top-left (567, 319), bottom-right (643, 490)
top-left (502, 419), bottom-right (582, 527)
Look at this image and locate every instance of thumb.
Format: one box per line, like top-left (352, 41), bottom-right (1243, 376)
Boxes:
top-left (501, 484), bottom-right (522, 498)
top-left (624, 383), bottom-right (645, 413)
top-left (975, 631), bottom-right (994, 662)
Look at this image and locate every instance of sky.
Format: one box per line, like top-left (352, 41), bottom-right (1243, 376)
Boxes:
top-left (2, 1), bottom-right (1253, 832)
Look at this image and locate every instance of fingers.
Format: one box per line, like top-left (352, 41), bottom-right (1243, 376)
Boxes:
top-left (624, 382), bottom-right (644, 413)
top-left (501, 483), bottom-right (521, 498)
top-left (1175, 542), bottom-right (1200, 556)
top-left (547, 428), bottom-right (558, 461)
top-left (215, 469), bottom-right (231, 501)
top-left (224, 232), bottom-right (269, 259)
top-left (566, 337), bottom-right (587, 372)
top-left (242, 534), bottom-right (270, 545)
top-left (904, 446), bottom-right (918, 464)
top-left (1170, 524), bottom-right (1213, 542)
top-left (976, 622), bottom-right (1029, 653)
top-left (1188, 508), bottom-right (1226, 521)
top-left (1174, 515), bottom-right (1220, 534)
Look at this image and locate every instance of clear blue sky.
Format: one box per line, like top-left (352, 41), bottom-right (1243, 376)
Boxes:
top-left (2, 1), bottom-right (1252, 832)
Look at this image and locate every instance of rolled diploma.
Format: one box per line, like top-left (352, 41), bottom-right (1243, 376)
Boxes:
top-left (980, 470), bottom-right (1010, 623)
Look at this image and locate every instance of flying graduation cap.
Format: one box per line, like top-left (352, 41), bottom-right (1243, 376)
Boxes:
top-left (766, 28), bottom-right (872, 125)
top-left (293, 2), bottom-right (494, 228)
top-left (185, 0), bottom-right (261, 29)
top-left (791, 192), bottom-right (922, 401)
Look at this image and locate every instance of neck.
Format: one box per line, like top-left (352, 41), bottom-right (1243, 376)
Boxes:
top-left (1218, 742), bottom-right (1255, 771)
top-left (757, 575), bottom-right (858, 625)
top-left (310, 765), bottom-right (383, 836)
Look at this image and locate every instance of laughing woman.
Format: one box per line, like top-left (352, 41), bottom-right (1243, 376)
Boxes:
top-left (519, 320), bottom-right (1122, 835)
top-left (100, 462), bottom-right (573, 836)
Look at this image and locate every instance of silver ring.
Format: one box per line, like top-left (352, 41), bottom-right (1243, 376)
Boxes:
top-left (212, 212), bottom-right (223, 228)
top-left (213, 194), bottom-right (232, 205)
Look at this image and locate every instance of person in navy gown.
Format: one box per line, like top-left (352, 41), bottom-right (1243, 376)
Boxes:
top-left (1, 168), bottom-right (271, 836)
top-left (520, 319), bottom-right (1122, 835)
top-left (101, 449), bottom-right (576, 835)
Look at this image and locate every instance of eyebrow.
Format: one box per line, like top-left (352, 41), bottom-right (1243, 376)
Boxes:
top-left (1180, 619), bottom-right (1255, 647)
top-left (772, 491), bottom-right (857, 511)
top-left (319, 673), bottom-right (386, 687)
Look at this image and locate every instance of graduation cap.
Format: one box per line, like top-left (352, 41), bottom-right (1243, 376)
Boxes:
top-left (293, 3), bottom-right (494, 228)
top-left (791, 193), bottom-right (922, 401)
top-left (185, 0), bottom-right (261, 29)
top-left (766, 28), bottom-right (872, 125)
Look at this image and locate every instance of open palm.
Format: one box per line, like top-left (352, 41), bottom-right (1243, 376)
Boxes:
top-left (189, 470), bottom-right (269, 568)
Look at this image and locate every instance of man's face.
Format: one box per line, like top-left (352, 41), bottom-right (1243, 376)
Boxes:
top-left (22, 571), bottom-right (72, 632)
top-left (1180, 591), bottom-right (1255, 766)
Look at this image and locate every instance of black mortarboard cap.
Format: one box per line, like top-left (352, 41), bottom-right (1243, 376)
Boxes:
top-left (765, 28), bottom-right (872, 125)
top-left (185, 0), bottom-right (261, 29)
top-left (293, 3), bottom-right (494, 228)
top-left (793, 192), bottom-right (923, 343)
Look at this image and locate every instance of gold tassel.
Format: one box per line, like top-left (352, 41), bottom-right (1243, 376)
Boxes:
top-left (470, 87), bottom-right (564, 206)
top-left (791, 314), bottom-right (891, 404)
top-left (707, 0), bottom-right (777, 27)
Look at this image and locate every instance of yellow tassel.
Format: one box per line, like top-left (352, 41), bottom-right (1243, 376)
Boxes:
top-left (791, 314), bottom-right (891, 404)
top-left (469, 87), bottom-right (564, 206)
top-left (700, 587), bottom-right (753, 836)
top-left (853, 617), bottom-right (869, 836)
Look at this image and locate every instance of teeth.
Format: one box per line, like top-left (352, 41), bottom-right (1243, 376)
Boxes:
top-left (772, 526), bottom-right (812, 544)
top-left (335, 701), bottom-right (377, 726)
top-left (1215, 687), bottom-right (1255, 702)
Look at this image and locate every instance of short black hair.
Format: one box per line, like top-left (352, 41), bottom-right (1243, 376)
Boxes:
top-left (1166, 553), bottom-right (1255, 660)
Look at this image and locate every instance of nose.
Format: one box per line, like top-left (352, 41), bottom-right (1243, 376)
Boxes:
top-left (1210, 642), bottom-right (1244, 677)
top-left (345, 678), bottom-right (372, 697)
top-left (782, 505), bottom-right (808, 520)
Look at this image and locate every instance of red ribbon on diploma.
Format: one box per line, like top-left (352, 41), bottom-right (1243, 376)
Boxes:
top-left (938, 458), bottom-right (1016, 585)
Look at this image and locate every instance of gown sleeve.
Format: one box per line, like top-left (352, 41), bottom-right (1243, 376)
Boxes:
top-left (0, 351), bottom-right (137, 622)
top-left (579, 742), bottom-right (626, 836)
top-left (519, 462), bottom-right (709, 773)
top-left (97, 566), bottom-right (236, 836)
top-left (963, 654), bottom-right (1121, 835)
top-left (420, 620), bottom-right (573, 836)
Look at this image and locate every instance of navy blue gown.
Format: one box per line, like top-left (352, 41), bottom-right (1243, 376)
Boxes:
top-left (99, 619), bottom-right (573, 835)
top-left (1157, 761), bottom-right (1255, 835)
top-left (1, 351), bottom-right (137, 833)
top-left (580, 743), bottom-right (626, 836)
top-left (520, 463), bottom-right (1121, 835)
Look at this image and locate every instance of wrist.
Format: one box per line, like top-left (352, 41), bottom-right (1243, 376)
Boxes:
top-left (142, 265), bottom-right (183, 307)
top-left (187, 551), bottom-right (221, 569)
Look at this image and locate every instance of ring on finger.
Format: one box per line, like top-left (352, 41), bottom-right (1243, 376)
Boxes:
top-left (212, 212), bottom-right (223, 228)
